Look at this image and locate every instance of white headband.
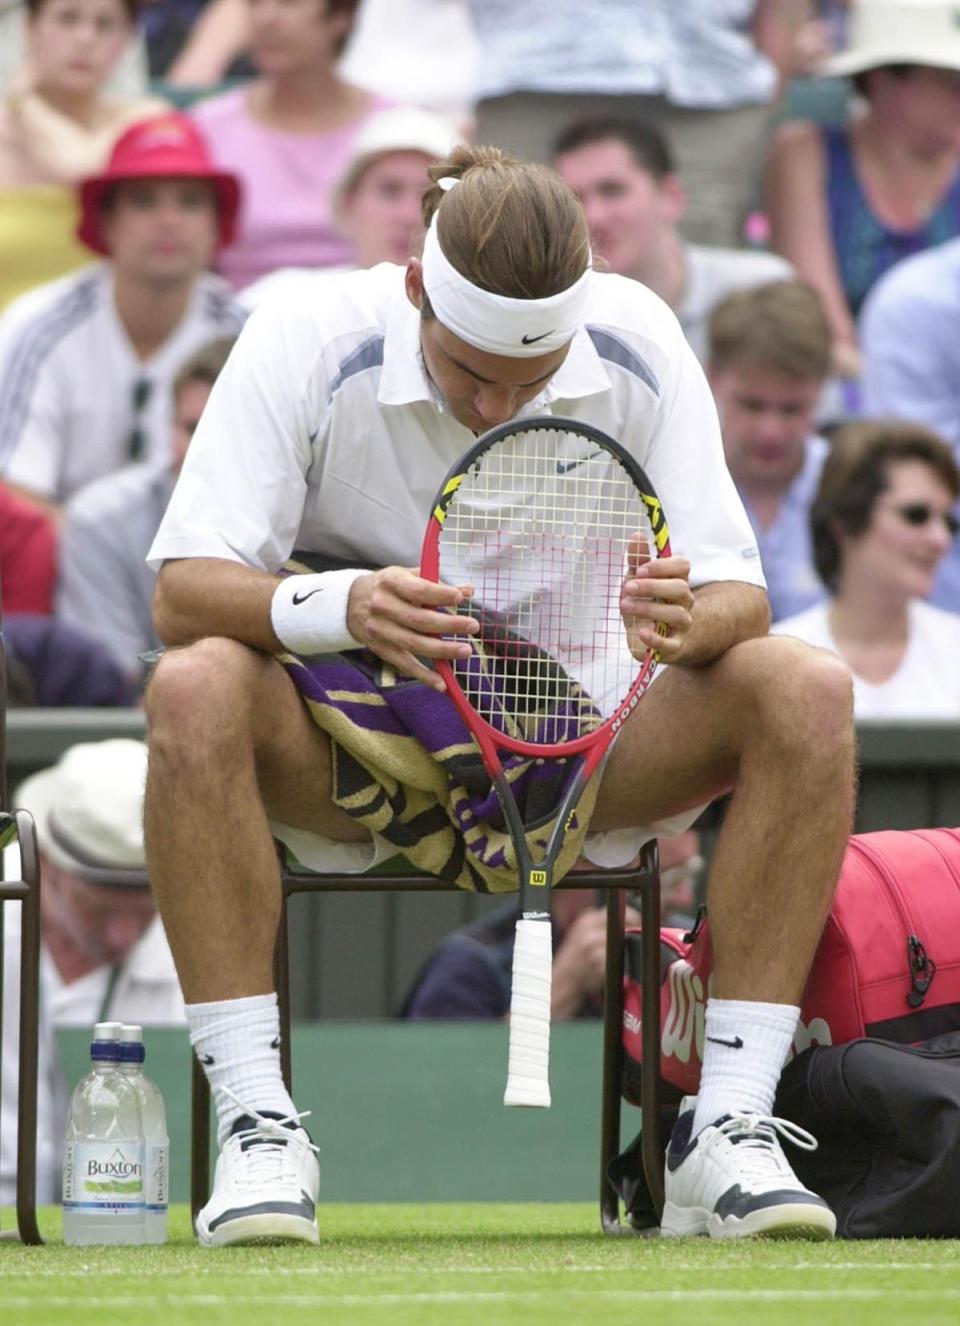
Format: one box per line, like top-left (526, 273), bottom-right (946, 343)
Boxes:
top-left (420, 204), bottom-right (592, 358)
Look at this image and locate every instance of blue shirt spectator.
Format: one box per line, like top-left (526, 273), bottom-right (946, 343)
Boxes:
top-left (860, 238), bottom-right (960, 611)
top-left (739, 437), bottom-right (829, 622)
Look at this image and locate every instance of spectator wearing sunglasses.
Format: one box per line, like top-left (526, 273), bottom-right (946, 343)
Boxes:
top-left (0, 112), bottom-right (246, 519)
top-left (772, 420), bottom-right (960, 717)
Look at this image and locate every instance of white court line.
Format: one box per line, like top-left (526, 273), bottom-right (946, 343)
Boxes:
top-left (0, 1262), bottom-right (952, 1280)
top-left (5, 1288), bottom-right (960, 1310)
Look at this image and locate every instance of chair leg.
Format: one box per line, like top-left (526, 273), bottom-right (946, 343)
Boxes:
top-left (14, 811), bottom-right (42, 1246)
top-left (639, 847), bottom-right (665, 1218)
top-left (600, 887), bottom-right (626, 1232)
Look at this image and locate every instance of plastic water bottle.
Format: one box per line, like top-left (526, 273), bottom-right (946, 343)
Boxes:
top-left (118, 1024), bottom-right (169, 1244)
top-left (62, 1021), bottom-right (145, 1245)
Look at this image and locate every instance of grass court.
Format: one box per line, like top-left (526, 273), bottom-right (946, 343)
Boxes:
top-left (3, 1203), bottom-right (960, 1326)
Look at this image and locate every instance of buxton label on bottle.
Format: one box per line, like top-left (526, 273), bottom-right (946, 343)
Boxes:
top-left (63, 1142), bottom-right (146, 1211)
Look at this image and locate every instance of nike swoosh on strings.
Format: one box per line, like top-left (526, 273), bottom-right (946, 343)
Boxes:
top-left (292, 588), bottom-right (325, 605)
top-left (556, 450), bottom-right (603, 474)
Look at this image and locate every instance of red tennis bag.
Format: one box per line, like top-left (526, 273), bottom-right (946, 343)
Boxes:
top-left (621, 827), bottom-right (960, 1106)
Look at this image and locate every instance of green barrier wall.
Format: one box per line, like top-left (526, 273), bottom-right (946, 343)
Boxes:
top-left (57, 1022), bottom-right (630, 1206)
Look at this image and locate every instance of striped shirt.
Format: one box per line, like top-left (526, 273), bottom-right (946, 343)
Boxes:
top-left (0, 265), bottom-right (247, 502)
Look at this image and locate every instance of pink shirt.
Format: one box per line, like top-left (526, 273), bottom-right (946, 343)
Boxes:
top-left (191, 87), bottom-right (393, 289)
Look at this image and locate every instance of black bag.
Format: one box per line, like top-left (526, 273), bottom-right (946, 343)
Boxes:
top-left (775, 1032), bottom-right (960, 1238)
top-left (610, 1032), bottom-right (960, 1238)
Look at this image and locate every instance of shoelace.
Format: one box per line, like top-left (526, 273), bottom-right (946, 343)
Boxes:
top-left (221, 1088), bottom-right (320, 1190)
top-left (707, 1113), bottom-right (819, 1187)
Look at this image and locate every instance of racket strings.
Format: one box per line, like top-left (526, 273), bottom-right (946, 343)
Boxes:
top-left (437, 425), bottom-right (657, 738)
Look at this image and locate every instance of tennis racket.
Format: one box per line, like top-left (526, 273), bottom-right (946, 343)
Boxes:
top-left (420, 416), bottom-right (672, 1108)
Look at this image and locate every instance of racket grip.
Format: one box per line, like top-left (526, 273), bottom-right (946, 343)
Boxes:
top-left (504, 917), bottom-right (553, 1108)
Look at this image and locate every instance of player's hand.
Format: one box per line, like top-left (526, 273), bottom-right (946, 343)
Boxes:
top-left (347, 567), bottom-right (478, 691)
top-left (551, 903), bottom-right (641, 1019)
top-left (619, 534), bottom-right (693, 664)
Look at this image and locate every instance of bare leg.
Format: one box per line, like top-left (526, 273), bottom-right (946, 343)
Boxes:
top-left (143, 638), bottom-right (368, 1003)
top-left (593, 635), bottom-right (856, 1001)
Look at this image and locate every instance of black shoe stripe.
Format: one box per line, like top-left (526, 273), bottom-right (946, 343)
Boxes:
top-left (208, 1198), bottom-right (316, 1232)
top-left (714, 1186), bottom-right (832, 1220)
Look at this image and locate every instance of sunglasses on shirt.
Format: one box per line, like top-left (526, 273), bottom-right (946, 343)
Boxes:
top-left (128, 377), bottom-right (153, 462)
top-left (891, 503), bottom-right (960, 538)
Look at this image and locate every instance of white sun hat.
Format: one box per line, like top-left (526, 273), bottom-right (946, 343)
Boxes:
top-left (331, 105), bottom-right (462, 222)
top-left (822, 0), bottom-right (960, 77)
top-left (14, 739), bottom-right (150, 886)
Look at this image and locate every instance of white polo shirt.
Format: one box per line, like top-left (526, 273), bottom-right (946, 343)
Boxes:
top-left (0, 264), bottom-right (247, 502)
top-left (148, 262), bottom-right (765, 873)
top-left (149, 262), bottom-right (763, 588)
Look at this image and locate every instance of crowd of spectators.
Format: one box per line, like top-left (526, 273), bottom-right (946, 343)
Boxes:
top-left (0, 0), bottom-right (959, 1045)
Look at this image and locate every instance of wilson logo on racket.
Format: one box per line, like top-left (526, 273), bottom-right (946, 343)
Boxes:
top-left (529, 870), bottom-right (548, 886)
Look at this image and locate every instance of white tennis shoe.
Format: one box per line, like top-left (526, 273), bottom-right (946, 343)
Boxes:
top-left (661, 1096), bottom-right (836, 1240)
top-left (195, 1105), bottom-right (320, 1247)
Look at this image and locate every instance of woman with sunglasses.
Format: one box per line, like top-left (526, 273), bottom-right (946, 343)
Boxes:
top-left (773, 419), bottom-right (960, 716)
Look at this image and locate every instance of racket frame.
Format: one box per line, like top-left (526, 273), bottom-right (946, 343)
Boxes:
top-left (418, 415), bottom-right (672, 1107)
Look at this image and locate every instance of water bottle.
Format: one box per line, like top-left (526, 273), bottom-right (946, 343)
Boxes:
top-left (62, 1021), bottom-right (145, 1245)
top-left (118, 1024), bottom-right (169, 1244)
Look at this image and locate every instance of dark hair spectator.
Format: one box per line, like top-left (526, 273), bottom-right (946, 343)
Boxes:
top-left (552, 113), bottom-right (793, 364)
top-left (773, 418), bottom-right (960, 717)
top-left (810, 420), bottom-right (960, 593)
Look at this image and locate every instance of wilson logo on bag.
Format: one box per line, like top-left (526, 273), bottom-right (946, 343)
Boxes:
top-left (621, 827), bottom-right (960, 1105)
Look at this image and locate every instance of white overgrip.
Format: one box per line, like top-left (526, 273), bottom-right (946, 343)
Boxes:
top-left (503, 917), bottom-right (553, 1108)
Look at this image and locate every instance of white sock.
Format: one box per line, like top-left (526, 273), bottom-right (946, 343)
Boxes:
top-left (186, 993), bottom-right (299, 1145)
top-left (692, 997), bottom-right (799, 1137)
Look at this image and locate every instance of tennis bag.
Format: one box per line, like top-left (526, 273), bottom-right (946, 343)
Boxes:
top-left (621, 827), bottom-right (960, 1105)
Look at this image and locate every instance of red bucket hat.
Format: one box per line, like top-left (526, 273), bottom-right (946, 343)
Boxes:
top-left (77, 113), bottom-right (242, 256)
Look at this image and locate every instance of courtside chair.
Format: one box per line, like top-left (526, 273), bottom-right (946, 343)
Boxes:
top-left (190, 845), bottom-right (667, 1234)
top-left (0, 599), bottom-right (44, 1245)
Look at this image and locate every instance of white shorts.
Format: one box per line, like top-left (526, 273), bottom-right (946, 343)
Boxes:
top-left (270, 802), bottom-right (707, 878)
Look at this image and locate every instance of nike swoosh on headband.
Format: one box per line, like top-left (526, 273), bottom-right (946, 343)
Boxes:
top-left (521, 331), bottom-right (554, 345)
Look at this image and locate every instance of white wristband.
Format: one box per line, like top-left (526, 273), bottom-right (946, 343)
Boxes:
top-left (270, 570), bottom-right (369, 655)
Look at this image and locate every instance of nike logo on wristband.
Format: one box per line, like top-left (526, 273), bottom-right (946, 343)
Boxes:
top-left (292, 588), bottom-right (324, 606)
top-left (706, 1035), bottom-right (744, 1049)
top-left (521, 331), bottom-right (553, 345)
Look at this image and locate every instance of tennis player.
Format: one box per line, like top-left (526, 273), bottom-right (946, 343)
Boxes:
top-left (145, 145), bottom-right (854, 1246)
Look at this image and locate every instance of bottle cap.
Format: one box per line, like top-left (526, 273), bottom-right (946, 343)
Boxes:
top-left (118, 1024), bottom-right (144, 1043)
top-left (94, 1022), bottom-right (123, 1040)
